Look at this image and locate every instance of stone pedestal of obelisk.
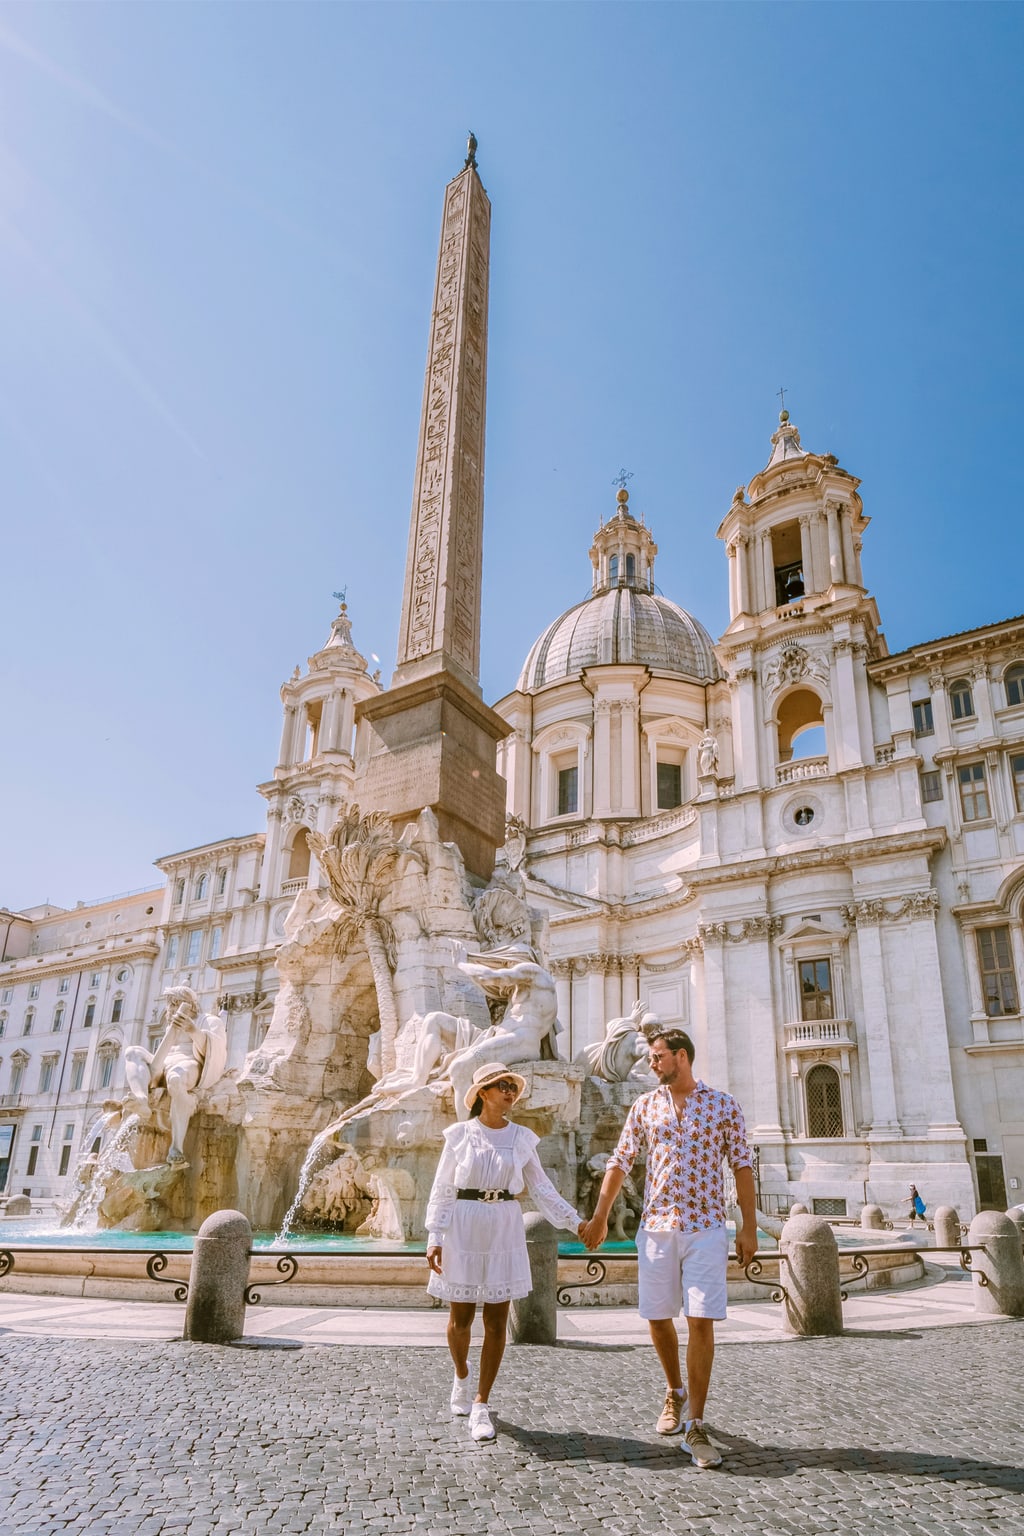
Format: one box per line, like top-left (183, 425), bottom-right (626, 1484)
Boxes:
top-left (355, 141), bottom-right (508, 879)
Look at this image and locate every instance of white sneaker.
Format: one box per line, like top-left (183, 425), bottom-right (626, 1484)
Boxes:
top-left (450, 1371), bottom-right (474, 1416)
top-left (469, 1402), bottom-right (496, 1442)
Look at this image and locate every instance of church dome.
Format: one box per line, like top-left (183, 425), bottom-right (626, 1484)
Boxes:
top-left (519, 587), bottom-right (720, 690)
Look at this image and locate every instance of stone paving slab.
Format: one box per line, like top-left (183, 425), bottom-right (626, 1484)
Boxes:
top-left (1, 1324), bottom-right (1022, 1536)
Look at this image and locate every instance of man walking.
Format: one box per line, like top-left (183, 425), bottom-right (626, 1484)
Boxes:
top-left (582, 1028), bottom-right (757, 1468)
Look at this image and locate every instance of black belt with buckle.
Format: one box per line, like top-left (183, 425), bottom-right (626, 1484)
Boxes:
top-left (456, 1188), bottom-right (514, 1203)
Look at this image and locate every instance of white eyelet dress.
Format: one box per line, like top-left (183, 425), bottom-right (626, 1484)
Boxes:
top-left (425, 1119), bottom-right (582, 1304)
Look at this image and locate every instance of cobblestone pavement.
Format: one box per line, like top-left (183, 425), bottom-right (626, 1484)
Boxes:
top-left (1, 1323), bottom-right (1022, 1536)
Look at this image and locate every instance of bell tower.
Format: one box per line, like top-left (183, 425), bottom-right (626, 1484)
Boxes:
top-left (716, 411), bottom-right (886, 792)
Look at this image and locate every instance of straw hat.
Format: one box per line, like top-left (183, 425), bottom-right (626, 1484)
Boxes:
top-left (463, 1061), bottom-right (528, 1113)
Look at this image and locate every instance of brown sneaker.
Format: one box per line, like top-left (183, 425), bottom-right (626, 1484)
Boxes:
top-left (655, 1388), bottom-right (687, 1435)
top-left (682, 1420), bottom-right (722, 1468)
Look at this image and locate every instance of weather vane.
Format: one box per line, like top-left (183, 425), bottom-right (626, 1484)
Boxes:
top-left (612, 468), bottom-right (634, 492)
top-left (332, 588), bottom-right (347, 605)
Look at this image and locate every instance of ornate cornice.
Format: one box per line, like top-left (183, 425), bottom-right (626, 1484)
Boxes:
top-left (842, 890), bottom-right (940, 926)
top-left (684, 827), bottom-right (947, 889)
top-left (549, 952), bottom-right (639, 978)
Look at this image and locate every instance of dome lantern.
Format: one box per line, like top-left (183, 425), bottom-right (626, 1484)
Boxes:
top-left (588, 484), bottom-right (657, 595)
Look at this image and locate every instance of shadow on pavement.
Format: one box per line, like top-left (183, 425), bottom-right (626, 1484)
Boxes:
top-left (500, 1424), bottom-right (1024, 1494)
top-left (709, 1432), bottom-right (1024, 1493)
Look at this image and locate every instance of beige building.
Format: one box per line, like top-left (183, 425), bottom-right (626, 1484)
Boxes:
top-left (2, 414), bottom-right (1022, 1218)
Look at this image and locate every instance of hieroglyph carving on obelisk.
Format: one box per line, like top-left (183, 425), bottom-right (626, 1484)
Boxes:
top-left (393, 160), bottom-right (490, 693)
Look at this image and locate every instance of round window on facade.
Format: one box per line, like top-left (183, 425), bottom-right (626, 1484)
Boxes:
top-left (794, 806), bottom-right (815, 827)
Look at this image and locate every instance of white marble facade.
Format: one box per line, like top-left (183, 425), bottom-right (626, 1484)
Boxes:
top-left (3, 418), bottom-right (1023, 1218)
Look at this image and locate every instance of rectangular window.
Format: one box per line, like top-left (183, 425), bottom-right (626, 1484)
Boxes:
top-left (59, 1145), bottom-right (72, 1177)
top-left (920, 771), bottom-right (943, 804)
top-left (22, 1012), bottom-right (33, 1035)
top-left (557, 766), bottom-right (578, 817)
top-left (98, 1054), bottom-right (115, 1090)
top-left (164, 935), bottom-right (179, 970)
top-left (10, 1063), bottom-right (25, 1095)
top-left (58, 976), bottom-right (70, 994)
top-left (83, 1002), bottom-right (95, 1029)
top-left (26, 1146), bottom-right (38, 1176)
top-left (28, 983), bottom-right (39, 1001)
top-left (89, 972), bottom-right (101, 988)
top-left (52, 1007), bottom-right (64, 1033)
top-left (173, 880), bottom-right (185, 906)
top-left (656, 762), bottom-right (682, 810)
top-left (799, 958), bottom-right (834, 1020)
top-left (209, 927), bottom-right (222, 962)
top-left (1011, 753), bottom-right (1024, 814)
top-left (40, 1059), bottom-right (55, 1093)
top-left (70, 1055), bottom-right (86, 1091)
top-left (977, 927), bottom-right (1019, 1017)
top-left (186, 930), bottom-right (203, 966)
top-left (958, 761), bottom-right (990, 821)
top-left (0, 989), bottom-right (12, 1005)
top-left (912, 699), bottom-right (934, 736)
top-left (149, 1028), bottom-right (164, 1053)
top-left (216, 868), bottom-right (227, 896)
top-left (111, 997), bottom-right (124, 1024)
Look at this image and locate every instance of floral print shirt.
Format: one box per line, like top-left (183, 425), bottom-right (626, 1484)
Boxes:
top-left (607, 1081), bottom-right (752, 1232)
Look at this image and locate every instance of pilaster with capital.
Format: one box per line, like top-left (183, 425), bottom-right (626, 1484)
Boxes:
top-left (593, 699), bottom-right (614, 818)
top-left (619, 697), bottom-right (641, 816)
top-left (798, 515), bottom-right (815, 597)
top-left (760, 530), bottom-right (775, 612)
top-left (258, 806), bottom-right (284, 901)
top-left (928, 672), bottom-right (953, 753)
top-left (727, 540), bottom-right (739, 619)
top-left (825, 500), bottom-right (845, 585)
top-left (848, 910), bottom-right (901, 1136)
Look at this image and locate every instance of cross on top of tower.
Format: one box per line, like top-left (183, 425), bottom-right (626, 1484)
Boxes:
top-left (612, 468), bottom-right (634, 492)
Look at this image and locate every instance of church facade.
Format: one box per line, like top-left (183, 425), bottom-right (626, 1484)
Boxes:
top-left (2, 155), bottom-right (1022, 1219)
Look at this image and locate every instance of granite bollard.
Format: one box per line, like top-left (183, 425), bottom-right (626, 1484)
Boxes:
top-left (510, 1213), bottom-right (557, 1345)
top-left (1, 1195), bottom-right (31, 1217)
top-left (968, 1210), bottom-right (1024, 1318)
top-left (860, 1203), bottom-right (886, 1230)
top-left (781, 1213), bottom-right (843, 1336)
top-left (789, 1202), bottom-right (809, 1217)
top-left (183, 1209), bottom-right (252, 1343)
top-left (933, 1205), bottom-right (961, 1248)
top-left (1005, 1204), bottom-right (1024, 1243)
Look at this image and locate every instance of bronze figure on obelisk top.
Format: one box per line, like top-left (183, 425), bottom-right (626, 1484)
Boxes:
top-left (393, 141), bottom-right (490, 695)
top-left (355, 142), bottom-right (509, 879)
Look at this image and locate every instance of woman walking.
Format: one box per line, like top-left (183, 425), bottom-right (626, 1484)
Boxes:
top-left (425, 1061), bottom-right (586, 1442)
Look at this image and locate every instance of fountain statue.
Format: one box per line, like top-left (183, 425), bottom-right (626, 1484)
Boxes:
top-left (123, 986), bottom-right (228, 1163)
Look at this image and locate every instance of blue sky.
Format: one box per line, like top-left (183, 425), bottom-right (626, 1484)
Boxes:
top-left (1, 2), bottom-right (1021, 911)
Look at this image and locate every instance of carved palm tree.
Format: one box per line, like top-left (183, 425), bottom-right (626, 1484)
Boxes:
top-left (306, 805), bottom-right (404, 1074)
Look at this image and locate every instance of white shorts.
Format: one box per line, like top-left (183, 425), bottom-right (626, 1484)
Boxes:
top-left (637, 1225), bottom-right (729, 1321)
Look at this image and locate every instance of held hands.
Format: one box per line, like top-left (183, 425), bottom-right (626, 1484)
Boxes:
top-left (426, 1245), bottom-right (443, 1275)
top-left (579, 1215), bottom-right (608, 1252)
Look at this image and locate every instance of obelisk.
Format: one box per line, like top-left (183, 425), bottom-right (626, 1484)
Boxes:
top-left (355, 137), bottom-right (509, 879)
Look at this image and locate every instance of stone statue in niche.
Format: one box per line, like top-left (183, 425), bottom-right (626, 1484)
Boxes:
top-left (123, 985), bottom-right (227, 1163)
top-left (698, 730), bottom-right (719, 778)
